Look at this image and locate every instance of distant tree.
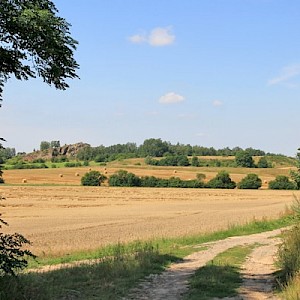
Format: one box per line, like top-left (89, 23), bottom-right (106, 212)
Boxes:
top-left (257, 157), bottom-right (271, 168)
top-left (50, 141), bottom-right (60, 148)
top-left (238, 174), bottom-right (262, 189)
top-left (40, 141), bottom-right (50, 151)
top-left (235, 151), bottom-right (255, 168)
top-left (139, 138), bottom-right (169, 157)
top-left (191, 156), bottom-right (200, 167)
top-left (177, 155), bottom-right (190, 166)
top-left (269, 175), bottom-right (296, 190)
top-left (206, 170), bottom-right (236, 189)
top-left (81, 171), bottom-right (107, 186)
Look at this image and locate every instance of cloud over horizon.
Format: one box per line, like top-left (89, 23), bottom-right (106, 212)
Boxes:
top-left (129, 26), bottom-right (175, 47)
top-left (159, 92), bottom-right (185, 104)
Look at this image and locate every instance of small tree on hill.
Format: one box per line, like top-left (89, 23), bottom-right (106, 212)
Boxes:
top-left (238, 174), bottom-right (262, 189)
top-left (40, 141), bottom-right (51, 151)
top-left (235, 151), bottom-right (255, 168)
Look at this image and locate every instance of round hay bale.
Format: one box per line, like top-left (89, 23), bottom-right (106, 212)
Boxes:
top-left (173, 170), bottom-right (177, 174)
top-left (104, 171), bottom-right (108, 174)
top-left (264, 180), bottom-right (268, 184)
top-left (104, 167), bottom-right (107, 171)
top-left (89, 168), bottom-right (92, 171)
top-left (75, 172), bottom-right (80, 177)
top-left (59, 174), bottom-right (63, 178)
top-left (22, 179), bottom-right (27, 183)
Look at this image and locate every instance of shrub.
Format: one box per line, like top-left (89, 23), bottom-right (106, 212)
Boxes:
top-left (109, 170), bottom-right (141, 187)
top-left (64, 162), bottom-right (82, 168)
top-left (206, 171), bottom-right (236, 189)
top-left (81, 171), bottom-right (107, 186)
top-left (268, 175), bottom-right (296, 190)
top-left (238, 174), bottom-right (262, 189)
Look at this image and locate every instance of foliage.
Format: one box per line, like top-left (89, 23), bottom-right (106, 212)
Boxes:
top-left (108, 170), bottom-right (141, 187)
top-left (64, 162), bottom-right (82, 168)
top-left (81, 171), bottom-right (106, 186)
top-left (0, 147), bottom-right (16, 163)
top-left (206, 171), bottom-right (236, 189)
top-left (0, 197), bottom-right (35, 276)
top-left (191, 156), bottom-right (200, 167)
top-left (257, 157), bottom-right (272, 168)
top-left (268, 175), bottom-right (296, 190)
top-left (0, 0), bottom-right (79, 102)
top-left (290, 148), bottom-right (300, 189)
top-left (235, 151), bottom-right (255, 168)
top-left (139, 138), bottom-right (169, 157)
top-left (237, 174), bottom-right (262, 189)
top-left (277, 198), bottom-right (300, 281)
top-left (40, 141), bottom-right (50, 151)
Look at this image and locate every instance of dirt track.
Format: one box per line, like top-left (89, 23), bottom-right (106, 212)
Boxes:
top-left (124, 228), bottom-right (283, 300)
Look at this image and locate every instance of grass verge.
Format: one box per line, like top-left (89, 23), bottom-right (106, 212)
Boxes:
top-left (184, 244), bottom-right (257, 299)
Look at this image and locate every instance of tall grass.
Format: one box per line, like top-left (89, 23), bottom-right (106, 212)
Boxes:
top-left (277, 196), bottom-right (300, 299)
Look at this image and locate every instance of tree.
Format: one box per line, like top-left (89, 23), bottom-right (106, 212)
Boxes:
top-left (50, 140), bottom-right (60, 148)
top-left (81, 171), bottom-right (107, 186)
top-left (0, 0), bottom-right (79, 102)
top-left (109, 170), bottom-right (141, 187)
top-left (237, 174), bottom-right (262, 189)
top-left (40, 141), bottom-right (50, 151)
top-left (0, 0), bottom-right (79, 276)
top-left (139, 138), bottom-right (169, 157)
top-left (191, 156), bottom-right (200, 167)
top-left (257, 157), bottom-right (271, 168)
top-left (235, 151), bottom-right (255, 168)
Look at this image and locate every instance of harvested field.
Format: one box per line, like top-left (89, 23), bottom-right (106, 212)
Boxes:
top-left (0, 185), bottom-right (298, 256)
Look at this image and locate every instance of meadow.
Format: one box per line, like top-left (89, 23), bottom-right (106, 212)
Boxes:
top-left (0, 159), bottom-right (297, 257)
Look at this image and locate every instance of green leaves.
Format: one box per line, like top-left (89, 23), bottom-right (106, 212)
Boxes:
top-left (0, 0), bottom-right (79, 101)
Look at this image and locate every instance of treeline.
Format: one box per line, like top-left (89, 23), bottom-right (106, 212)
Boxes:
top-left (77, 138), bottom-right (268, 162)
top-left (145, 154), bottom-right (272, 168)
top-left (82, 169), bottom-right (299, 190)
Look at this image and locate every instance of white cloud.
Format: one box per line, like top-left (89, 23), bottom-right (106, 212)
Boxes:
top-left (128, 34), bottom-right (146, 44)
top-left (148, 27), bottom-right (175, 46)
top-left (212, 100), bottom-right (223, 107)
top-left (268, 64), bottom-right (300, 86)
top-left (159, 92), bottom-right (185, 104)
top-left (129, 26), bottom-right (175, 47)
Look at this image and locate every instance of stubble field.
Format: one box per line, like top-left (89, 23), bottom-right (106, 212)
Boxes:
top-left (1, 164), bottom-right (298, 256)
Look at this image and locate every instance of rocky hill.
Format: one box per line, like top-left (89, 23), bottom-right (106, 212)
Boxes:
top-left (23, 142), bottom-right (90, 162)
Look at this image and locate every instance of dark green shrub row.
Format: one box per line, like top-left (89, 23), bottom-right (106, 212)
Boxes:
top-left (64, 162), bottom-right (82, 168)
top-left (5, 163), bottom-right (48, 170)
top-left (268, 175), bottom-right (296, 190)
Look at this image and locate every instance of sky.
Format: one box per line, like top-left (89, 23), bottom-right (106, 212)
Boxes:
top-left (1, 0), bottom-right (300, 156)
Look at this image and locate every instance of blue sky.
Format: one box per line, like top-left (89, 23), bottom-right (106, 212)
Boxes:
top-left (1, 0), bottom-right (300, 155)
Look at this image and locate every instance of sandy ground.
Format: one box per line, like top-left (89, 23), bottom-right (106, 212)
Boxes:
top-left (123, 229), bottom-right (283, 300)
top-left (0, 185), bottom-right (297, 256)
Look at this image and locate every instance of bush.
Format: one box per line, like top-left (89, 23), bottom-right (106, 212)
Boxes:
top-left (238, 174), bottom-right (262, 189)
top-left (64, 162), bottom-right (82, 168)
top-left (268, 175), bottom-right (296, 190)
top-left (81, 171), bottom-right (107, 186)
top-left (109, 170), bottom-right (141, 187)
top-left (206, 171), bottom-right (236, 189)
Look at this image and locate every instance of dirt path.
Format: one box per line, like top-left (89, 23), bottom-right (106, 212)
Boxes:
top-left (123, 229), bottom-right (283, 300)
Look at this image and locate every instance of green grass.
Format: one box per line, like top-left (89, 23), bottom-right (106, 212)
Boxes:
top-left (185, 244), bottom-right (257, 299)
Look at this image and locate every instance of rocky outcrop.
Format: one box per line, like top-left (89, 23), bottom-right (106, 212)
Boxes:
top-left (23, 142), bottom-right (90, 161)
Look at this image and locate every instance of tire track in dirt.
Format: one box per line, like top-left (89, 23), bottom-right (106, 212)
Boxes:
top-left (123, 229), bottom-right (284, 300)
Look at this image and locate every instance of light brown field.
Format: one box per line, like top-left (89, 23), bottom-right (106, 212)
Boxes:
top-left (1, 183), bottom-right (298, 256)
